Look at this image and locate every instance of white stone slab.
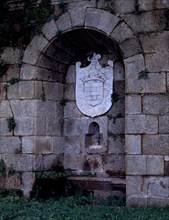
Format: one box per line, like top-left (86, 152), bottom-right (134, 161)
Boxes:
top-left (76, 53), bottom-right (113, 117)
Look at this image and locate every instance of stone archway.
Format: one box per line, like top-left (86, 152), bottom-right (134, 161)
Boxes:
top-left (20, 8), bottom-right (145, 197)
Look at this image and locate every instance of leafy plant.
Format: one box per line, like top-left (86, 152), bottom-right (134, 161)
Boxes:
top-left (7, 117), bottom-right (16, 132)
top-left (8, 166), bottom-right (16, 176)
top-left (138, 69), bottom-right (149, 79)
top-left (0, 60), bottom-right (8, 77)
top-left (8, 77), bottom-right (21, 85)
top-left (0, 0), bottom-right (54, 47)
top-left (3, 83), bottom-right (9, 99)
top-left (0, 159), bottom-right (6, 177)
top-left (41, 82), bottom-right (46, 101)
top-left (104, 0), bottom-right (114, 13)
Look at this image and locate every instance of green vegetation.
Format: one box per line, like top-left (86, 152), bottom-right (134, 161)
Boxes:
top-left (138, 69), bottom-right (149, 79)
top-left (0, 159), bottom-right (6, 177)
top-left (0, 191), bottom-right (168, 219)
top-left (0, 0), bottom-right (54, 48)
top-left (0, 60), bottom-right (8, 78)
top-left (8, 77), bottom-right (21, 85)
top-left (7, 117), bottom-right (16, 132)
top-left (41, 82), bottom-right (46, 101)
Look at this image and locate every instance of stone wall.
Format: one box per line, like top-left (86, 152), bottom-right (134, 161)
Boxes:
top-left (1, 0), bottom-right (169, 205)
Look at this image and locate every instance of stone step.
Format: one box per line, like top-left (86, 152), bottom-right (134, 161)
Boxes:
top-left (67, 176), bottom-right (126, 198)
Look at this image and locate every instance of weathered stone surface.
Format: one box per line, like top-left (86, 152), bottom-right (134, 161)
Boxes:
top-left (139, 0), bottom-right (169, 10)
top-left (64, 102), bottom-right (82, 119)
top-left (97, 11), bottom-right (120, 35)
top-left (126, 115), bottom-right (158, 134)
top-left (114, 61), bottom-right (125, 81)
top-left (124, 54), bottom-right (145, 93)
top-left (44, 82), bottom-right (64, 101)
top-left (64, 84), bottom-right (75, 101)
top-left (2, 154), bottom-right (35, 171)
top-left (1, 137), bottom-right (21, 154)
top-left (36, 137), bottom-right (53, 154)
top-left (10, 100), bottom-right (36, 117)
top-left (29, 35), bottom-right (49, 52)
top-left (7, 83), bottom-right (19, 100)
top-left (22, 137), bottom-right (36, 154)
top-left (14, 117), bottom-right (34, 136)
top-left (34, 155), bottom-right (43, 171)
top-left (56, 12), bottom-right (72, 32)
top-left (113, 0), bottom-right (135, 14)
top-left (0, 101), bottom-right (12, 118)
top-left (35, 100), bottom-right (57, 118)
top-left (66, 65), bottom-right (75, 83)
top-left (146, 177), bottom-right (169, 198)
top-left (43, 154), bottom-right (63, 170)
top-left (138, 0), bottom-right (155, 11)
top-left (6, 175), bottom-right (21, 190)
top-left (67, 0), bottom-right (96, 10)
top-left (103, 155), bottom-right (125, 176)
top-left (34, 116), bottom-right (46, 136)
top-left (148, 198), bottom-right (169, 207)
top-left (110, 22), bottom-right (134, 43)
top-left (22, 172), bottom-right (35, 198)
top-left (164, 161), bottom-right (169, 175)
top-left (0, 47), bottom-right (23, 64)
top-left (6, 65), bottom-right (20, 81)
top-left (126, 155), bottom-right (146, 175)
top-left (46, 118), bottom-right (63, 136)
top-left (146, 73), bottom-right (166, 93)
top-left (22, 45), bottom-right (40, 65)
top-left (167, 74), bottom-right (169, 93)
top-left (127, 196), bottom-right (148, 207)
top-left (19, 81), bottom-right (35, 99)
top-left (108, 135), bottom-right (125, 154)
top-left (159, 115), bottom-right (169, 134)
top-left (143, 135), bottom-right (169, 155)
top-left (42, 19), bottom-right (58, 41)
top-left (109, 118), bottom-right (125, 134)
top-left (107, 99), bottom-right (125, 118)
top-left (125, 135), bottom-right (141, 155)
top-left (120, 38), bottom-right (142, 58)
top-left (125, 95), bottom-right (141, 114)
top-left (140, 32), bottom-right (169, 53)
top-left (64, 154), bottom-right (85, 171)
top-left (126, 176), bottom-right (143, 197)
top-left (64, 118), bottom-right (87, 136)
top-left (69, 8), bottom-right (86, 27)
top-left (146, 156), bottom-right (164, 175)
top-left (64, 136), bottom-right (81, 154)
top-left (85, 9), bottom-right (119, 34)
top-left (123, 11), bottom-right (166, 33)
top-left (143, 95), bottom-right (169, 114)
top-left (145, 52), bottom-right (169, 72)
top-left (53, 137), bottom-right (64, 154)
top-left (20, 64), bottom-right (39, 80)
top-left (0, 119), bottom-right (12, 136)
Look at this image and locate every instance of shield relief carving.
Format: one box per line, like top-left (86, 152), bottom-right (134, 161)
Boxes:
top-left (76, 53), bottom-right (114, 117)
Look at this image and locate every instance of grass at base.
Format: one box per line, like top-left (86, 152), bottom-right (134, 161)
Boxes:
top-left (0, 196), bottom-right (169, 220)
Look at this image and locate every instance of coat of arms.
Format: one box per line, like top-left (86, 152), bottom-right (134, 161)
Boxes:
top-left (76, 53), bottom-right (114, 117)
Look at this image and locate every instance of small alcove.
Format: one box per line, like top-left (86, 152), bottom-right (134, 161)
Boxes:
top-left (85, 122), bottom-right (103, 149)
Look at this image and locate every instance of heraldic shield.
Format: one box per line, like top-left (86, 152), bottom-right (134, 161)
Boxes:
top-left (76, 53), bottom-right (114, 117)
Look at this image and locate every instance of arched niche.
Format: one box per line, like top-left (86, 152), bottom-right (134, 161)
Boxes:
top-left (20, 8), bottom-right (143, 180)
